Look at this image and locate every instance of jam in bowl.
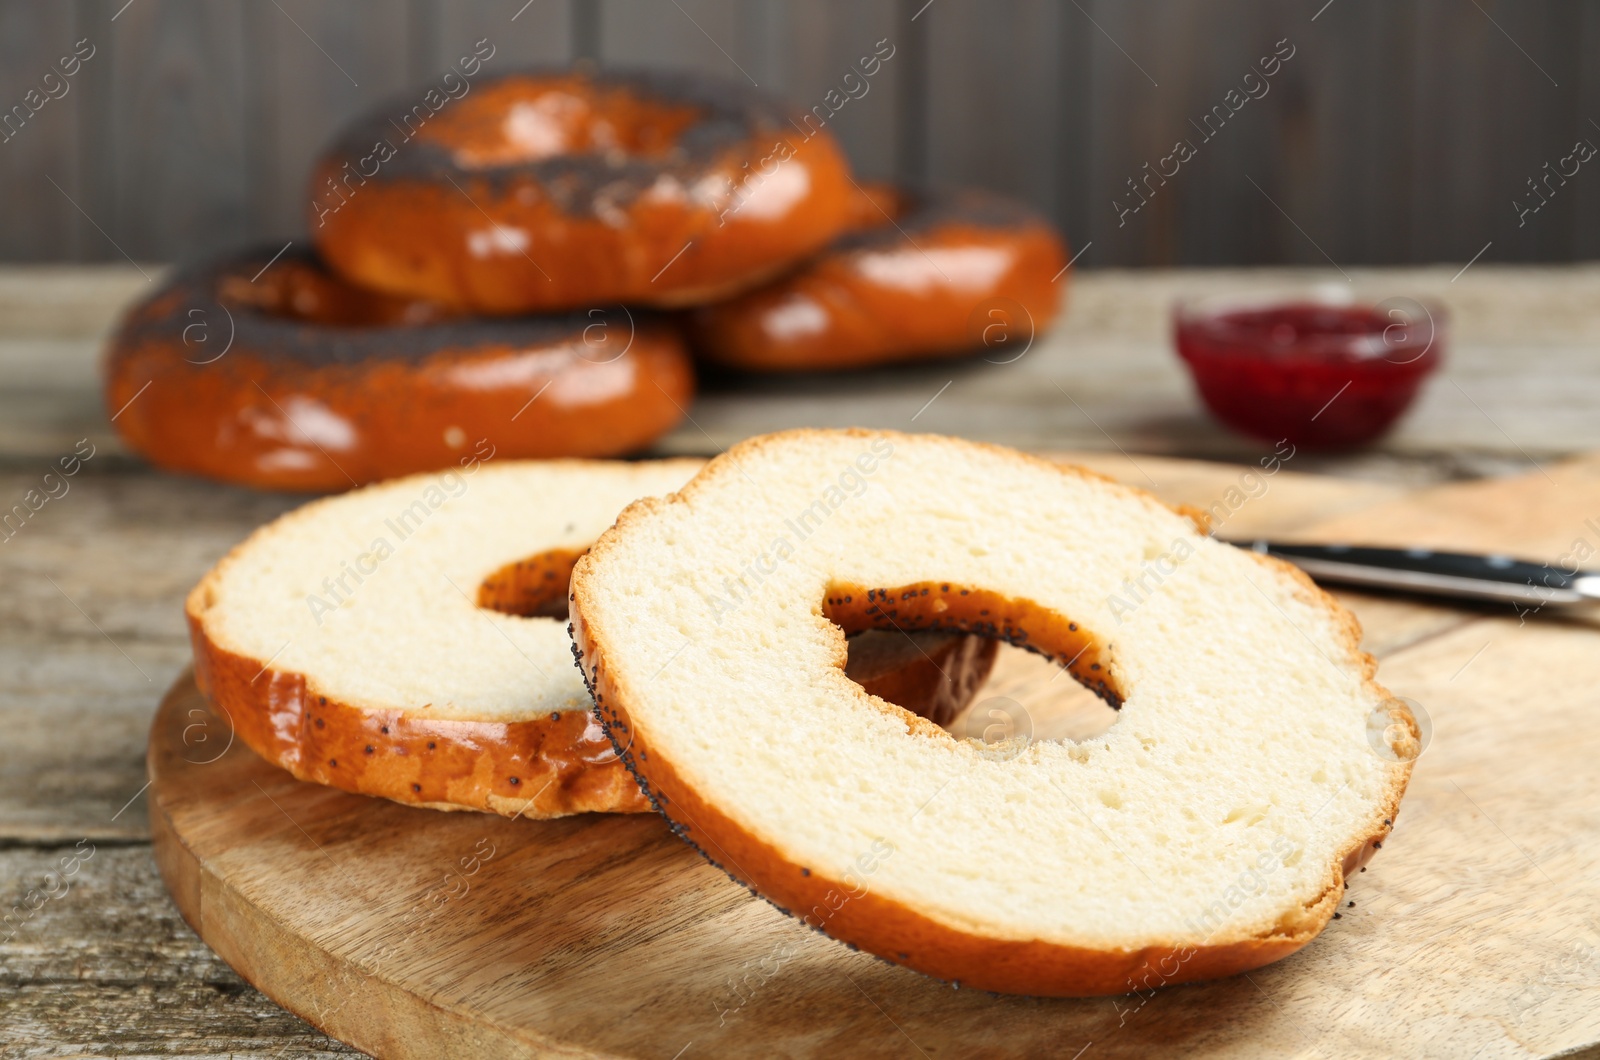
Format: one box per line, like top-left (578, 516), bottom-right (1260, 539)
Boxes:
top-left (1174, 290), bottom-right (1445, 450)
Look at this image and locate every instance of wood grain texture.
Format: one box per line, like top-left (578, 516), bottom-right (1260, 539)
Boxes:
top-left (0, 468), bottom-right (296, 840)
top-left (1407, 0), bottom-right (1579, 264)
top-left (924, 0), bottom-right (1062, 222)
top-left (139, 455), bottom-right (1600, 1059)
top-left (0, 0), bottom-right (1596, 263)
top-left (423, 0), bottom-right (571, 75)
top-left (248, 0), bottom-right (414, 240)
top-left (0, 1), bottom-right (84, 263)
top-left (1283, 0), bottom-right (1416, 269)
top-left (0, 845), bottom-right (360, 1057)
top-left (597, 0), bottom-right (765, 84)
top-left (88, 0), bottom-right (252, 263)
top-left (1577, 4), bottom-right (1600, 264)
top-left (780, 0), bottom-right (902, 182)
top-left (5, 264), bottom-right (1597, 471)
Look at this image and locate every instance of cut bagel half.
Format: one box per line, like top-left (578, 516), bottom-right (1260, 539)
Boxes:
top-left (569, 429), bottom-right (1415, 995)
top-left (187, 458), bottom-right (996, 818)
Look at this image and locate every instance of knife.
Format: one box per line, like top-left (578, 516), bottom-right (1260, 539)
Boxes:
top-left (1234, 541), bottom-right (1600, 610)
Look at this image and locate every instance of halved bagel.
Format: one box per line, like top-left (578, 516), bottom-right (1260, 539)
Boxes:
top-left (569, 430), bottom-right (1415, 994)
top-left (186, 457), bottom-right (996, 817)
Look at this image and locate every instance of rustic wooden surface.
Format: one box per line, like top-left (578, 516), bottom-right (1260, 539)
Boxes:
top-left (2, 265), bottom-right (1597, 1057)
top-left (143, 455), bottom-right (1600, 1059)
top-left (5, 262), bottom-right (1599, 473)
top-left (3, 1), bottom-right (1599, 266)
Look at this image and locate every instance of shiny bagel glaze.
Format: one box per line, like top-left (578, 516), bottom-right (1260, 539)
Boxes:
top-left (690, 185), bottom-right (1070, 371)
top-left (310, 69), bottom-right (860, 314)
top-left (188, 612), bottom-right (649, 818)
top-left (104, 247), bottom-right (694, 492)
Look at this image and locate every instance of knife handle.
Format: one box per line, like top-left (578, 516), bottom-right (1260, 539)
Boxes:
top-left (1240, 541), bottom-right (1583, 607)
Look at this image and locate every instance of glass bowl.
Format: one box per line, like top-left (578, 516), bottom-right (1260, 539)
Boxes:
top-left (1173, 287), bottom-right (1445, 450)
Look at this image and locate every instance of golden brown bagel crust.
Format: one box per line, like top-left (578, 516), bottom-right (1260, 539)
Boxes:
top-left (186, 562), bottom-right (999, 819)
top-left (689, 187), bottom-right (1069, 371)
top-left (104, 248), bottom-right (694, 492)
top-left (311, 70), bottom-right (860, 314)
top-left (568, 428), bottom-right (1412, 996)
top-left (187, 594), bottom-right (643, 818)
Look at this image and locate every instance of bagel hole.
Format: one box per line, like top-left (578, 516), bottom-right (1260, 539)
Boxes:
top-left (842, 630), bottom-right (999, 728)
top-left (477, 548), bottom-right (586, 619)
top-left (823, 581), bottom-right (1124, 747)
top-left (959, 643), bottom-right (1121, 744)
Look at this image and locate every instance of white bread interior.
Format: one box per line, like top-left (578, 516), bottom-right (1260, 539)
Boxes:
top-left (193, 459), bottom-right (704, 721)
top-left (571, 430), bottom-right (1413, 973)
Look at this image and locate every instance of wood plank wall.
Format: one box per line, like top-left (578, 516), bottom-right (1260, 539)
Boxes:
top-left (0, 0), bottom-right (1595, 267)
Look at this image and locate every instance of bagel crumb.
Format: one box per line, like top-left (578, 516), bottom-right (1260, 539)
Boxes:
top-left (553, 429), bottom-right (1413, 992)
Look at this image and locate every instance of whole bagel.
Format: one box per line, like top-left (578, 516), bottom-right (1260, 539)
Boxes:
top-left (310, 68), bottom-right (860, 314)
top-left (104, 247), bottom-right (693, 492)
top-left (690, 186), bottom-right (1069, 371)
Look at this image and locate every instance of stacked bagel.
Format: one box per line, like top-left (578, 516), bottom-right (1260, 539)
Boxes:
top-left (104, 67), bottom-right (1069, 492)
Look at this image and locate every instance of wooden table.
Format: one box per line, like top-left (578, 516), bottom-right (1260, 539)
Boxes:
top-left (1, 265), bottom-right (1594, 1057)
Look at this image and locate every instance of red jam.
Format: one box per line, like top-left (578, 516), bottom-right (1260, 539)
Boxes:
top-left (1174, 298), bottom-right (1444, 450)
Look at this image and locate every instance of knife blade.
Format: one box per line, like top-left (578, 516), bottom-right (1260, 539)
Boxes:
top-left (1233, 541), bottom-right (1600, 610)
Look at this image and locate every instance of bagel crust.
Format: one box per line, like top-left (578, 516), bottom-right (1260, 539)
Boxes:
top-left (311, 69), bottom-right (860, 314)
top-left (104, 248), bottom-right (693, 492)
top-left (569, 429), bottom-right (1413, 996)
top-left (189, 616), bottom-right (648, 816)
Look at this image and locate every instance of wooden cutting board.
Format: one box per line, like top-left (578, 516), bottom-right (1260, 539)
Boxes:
top-left (147, 453), bottom-right (1600, 1059)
